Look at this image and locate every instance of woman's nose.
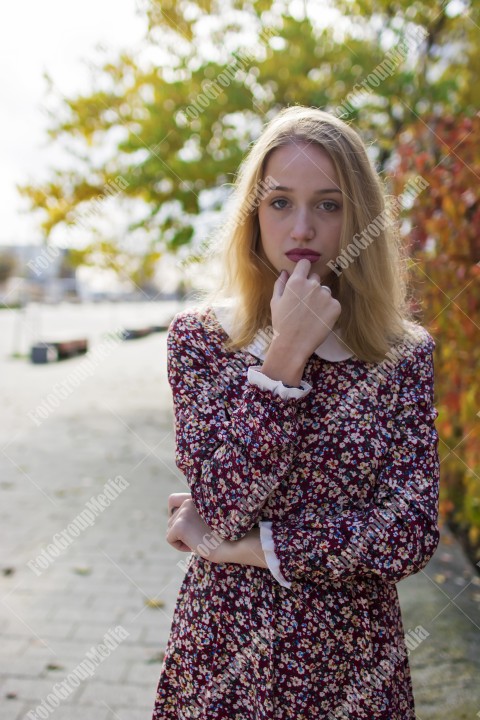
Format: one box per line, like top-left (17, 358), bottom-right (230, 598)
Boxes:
top-left (290, 211), bottom-right (315, 240)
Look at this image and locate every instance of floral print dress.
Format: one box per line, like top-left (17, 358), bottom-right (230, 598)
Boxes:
top-left (152, 302), bottom-right (440, 720)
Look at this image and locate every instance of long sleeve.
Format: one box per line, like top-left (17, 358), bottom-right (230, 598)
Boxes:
top-left (269, 333), bottom-right (440, 585)
top-left (166, 311), bottom-right (311, 541)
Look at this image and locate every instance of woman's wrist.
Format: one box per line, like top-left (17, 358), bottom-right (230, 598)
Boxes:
top-left (212, 528), bottom-right (268, 568)
top-left (261, 342), bottom-right (307, 387)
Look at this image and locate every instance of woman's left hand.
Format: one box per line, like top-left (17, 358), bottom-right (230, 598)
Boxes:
top-left (166, 493), bottom-right (223, 561)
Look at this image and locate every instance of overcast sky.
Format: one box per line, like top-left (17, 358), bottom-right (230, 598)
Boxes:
top-left (0, 0), bottom-right (146, 245)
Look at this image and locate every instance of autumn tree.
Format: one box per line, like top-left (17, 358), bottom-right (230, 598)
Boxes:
top-left (390, 114), bottom-right (480, 561)
top-left (18, 0), bottom-right (478, 285)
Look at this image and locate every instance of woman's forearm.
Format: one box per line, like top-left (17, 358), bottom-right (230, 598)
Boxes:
top-left (214, 527), bottom-right (268, 568)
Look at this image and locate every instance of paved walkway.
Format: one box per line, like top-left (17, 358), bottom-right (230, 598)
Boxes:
top-left (1, 312), bottom-right (479, 719)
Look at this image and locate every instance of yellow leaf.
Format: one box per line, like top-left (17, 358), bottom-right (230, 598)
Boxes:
top-left (144, 598), bottom-right (165, 609)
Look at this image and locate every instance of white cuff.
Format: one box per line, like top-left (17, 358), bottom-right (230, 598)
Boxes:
top-left (247, 366), bottom-right (312, 400)
top-left (259, 521), bottom-right (292, 589)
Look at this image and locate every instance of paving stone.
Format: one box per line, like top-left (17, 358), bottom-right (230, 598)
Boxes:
top-left (106, 707), bottom-right (157, 720)
top-left (37, 706), bottom-right (110, 720)
top-left (70, 622), bottom-right (144, 644)
top-left (2, 676), bottom-right (81, 704)
top-left (125, 660), bottom-right (164, 687)
top-left (79, 680), bottom-right (154, 709)
top-left (0, 699), bottom-right (30, 720)
top-left (0, 656), bottom-right (52, 679)
top-left (45, 605), bottom-right (124, 624)
top-left (0, 638), bottom-right (30, 658)
top-left (21, 621), bottom-right (78, 643)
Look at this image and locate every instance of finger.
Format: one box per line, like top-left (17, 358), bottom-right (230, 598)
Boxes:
top-left (166, 523), bottom-right (190, 551)
top-left (171, 540), bottom-right (192, 552)
top-left (167, 511), bottom-right (178, 529)
top-left (168, 493), bottom-right (191, 515)
top-left (290, 257), bottom-right (313, 278)
top-left (167, 534), bottom-right (192, 552)
top-left (273, 269), bottom-right (288, 298)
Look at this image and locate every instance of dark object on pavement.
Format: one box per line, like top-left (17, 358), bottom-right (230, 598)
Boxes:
top-left (31, 338), bottom-right (88, 364)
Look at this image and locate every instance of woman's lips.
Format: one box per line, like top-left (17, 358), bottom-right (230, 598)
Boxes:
top-left (285, 251), bottom-right (321, 262)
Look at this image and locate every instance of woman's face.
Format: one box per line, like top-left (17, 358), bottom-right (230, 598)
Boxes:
top-left (257, 141), bottom-right (343, 285)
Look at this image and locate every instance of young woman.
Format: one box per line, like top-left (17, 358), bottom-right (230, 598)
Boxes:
top-left (152, 105), bottom-right (440, 720)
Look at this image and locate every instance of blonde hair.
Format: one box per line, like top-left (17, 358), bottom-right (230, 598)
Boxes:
top-left (195, 105), bottom-right (421, 363)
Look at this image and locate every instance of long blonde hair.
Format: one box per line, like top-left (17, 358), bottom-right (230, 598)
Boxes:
top-left (195, 105), bottom-right (420, 363)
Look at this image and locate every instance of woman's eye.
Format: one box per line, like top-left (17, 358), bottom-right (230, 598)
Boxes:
top-left (320, 201), bottom-right (339, 212)
top-left (269, 198), bottom-right (340, 212)
top-left (270, 198), bottom-right (288, 209)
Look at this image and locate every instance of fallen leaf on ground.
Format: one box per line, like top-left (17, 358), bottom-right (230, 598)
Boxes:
top-left (147, 651), bottom-right (166, 664)
top-left (144, 598), bottom-right (165, 609)
top-left (73, 566), bottom-right (92, 575)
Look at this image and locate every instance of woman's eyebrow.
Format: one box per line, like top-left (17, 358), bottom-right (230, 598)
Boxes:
top-left (271, 185), bottom-right (342, 194)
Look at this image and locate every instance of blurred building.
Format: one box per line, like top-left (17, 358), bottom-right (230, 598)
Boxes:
top-left (0, 244), bottom-right (79, 305)
top-left (0, 244), bottom-right (199, 305)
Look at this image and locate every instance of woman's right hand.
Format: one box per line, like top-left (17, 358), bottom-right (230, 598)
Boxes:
top-left (270, 259), bottom-right (342, 363)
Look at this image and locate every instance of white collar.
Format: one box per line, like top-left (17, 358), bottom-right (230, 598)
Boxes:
top-left (211, 300), bottom-right (355, 362)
